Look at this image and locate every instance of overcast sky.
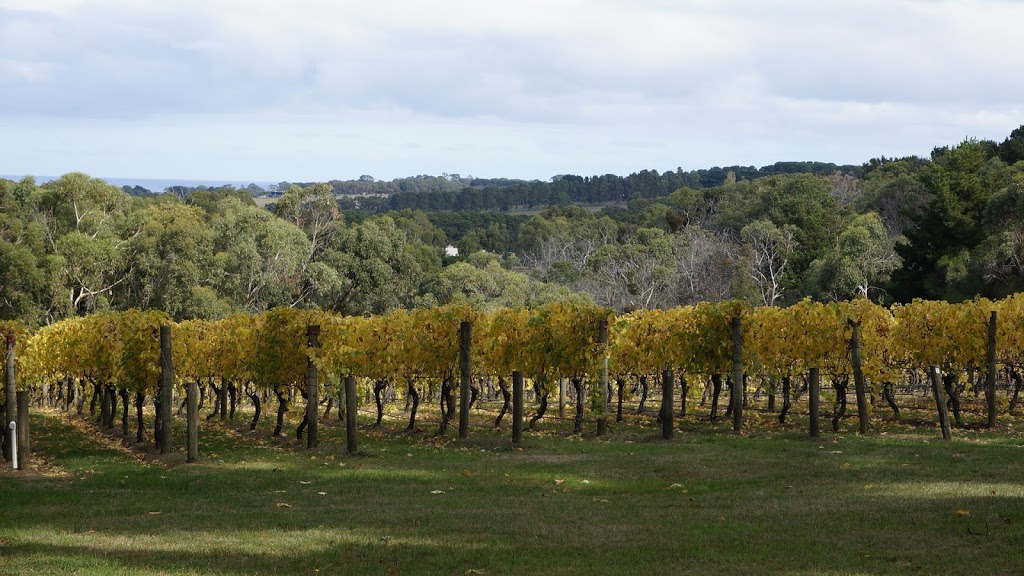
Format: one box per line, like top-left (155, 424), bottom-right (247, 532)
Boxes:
top-left (1, 0), bottom-right (1022, 183)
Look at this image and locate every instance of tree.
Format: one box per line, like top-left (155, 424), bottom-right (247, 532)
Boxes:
top-left (273, 183), bottom-right (342, 261)
top-left (806, 212), bottom-right (903, 301)
top-left (664, 186), bottom-right (716, 228)
top-left (672, 226), bottom-right (738, 304)
top-left (741, 219), bottom-right (797, 306)
top-left (584, 227), bottom-right (675, 311)
top-left (426, 252), bottom-right (583, 310)
top-left (34, 172), bottom-right (130, 241)
top-left (31, 173), bottom-right (133, 316)
top-left (389, 209), bottom-right (447, 247)
top-left (119, 200), bottom-right (226, 319)
top-left (0, 177), bottom-right (58, 324)
top-left (973, 167), bottom-right (1024, 295)
top-left (310, 216), bottom-right (420, 315)
top-left (521, 207), bottom-right (617, 285)
top-left (855, 158), bottom-right (929, 236)
top-left (716, 174), bottom-right (844, 283)
top-left (894, 139), bottom-right (1009, 301)
top-left (211, 197), bottom-right (311, 312)
top-left (998, 124), bottom-right (1024, 165)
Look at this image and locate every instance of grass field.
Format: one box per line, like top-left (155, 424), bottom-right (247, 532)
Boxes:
top-left (2, 404), bottom-right (1024, 575)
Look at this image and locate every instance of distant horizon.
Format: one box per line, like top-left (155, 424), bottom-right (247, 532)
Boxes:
top-left (2, 155), bottom-right (867, 193)
top-left (1, 174), bottom-right (279, 192)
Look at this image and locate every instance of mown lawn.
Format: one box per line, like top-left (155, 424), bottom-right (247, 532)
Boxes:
top-left (2, 405), bottom-right (1023, 575)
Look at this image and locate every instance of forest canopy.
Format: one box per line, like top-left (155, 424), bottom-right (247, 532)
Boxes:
top-left (2, 126), bottom-right (1023, 325)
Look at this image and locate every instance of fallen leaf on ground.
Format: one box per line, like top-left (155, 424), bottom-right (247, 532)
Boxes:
top-left (276, 502), bottom-right (291, 508)
top-left (956, 509), bottom-right (970, 516)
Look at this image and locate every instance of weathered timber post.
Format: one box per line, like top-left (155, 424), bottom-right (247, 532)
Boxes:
top-left (558, 378), bottom-right (566, 418)
top-left (512, 371), bottom-right (524, 444)
top-left (458, 321), bottom-right (472, 439)
top-left (809, 367), bottom-right (821, 438)
top-left (849, 320), bottom-right (870, 435)
top-left (929, 365), bottom-right (952, 440)
top-left (986, 311), bottom-right (998, 428)
top-left (306, 325), bottom-right (320, 449)
top-left (731, 316), bottom-right (743, 432)
top-left (597, 320), bottom-right (609, 436)
top-left (16, 390), bottom-right (29, 470)
top-left (4, 334), bottom-right (15, 462)
top-left (159, 325), bottom-right (173, 454)
top-left (662, 368), bottom-right (674, 440)
top-left (186, 379), bottom-right (199, 463)
top-left (345, 375), bottom-right (358, 454)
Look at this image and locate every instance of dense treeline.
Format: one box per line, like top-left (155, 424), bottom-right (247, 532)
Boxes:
top-left (0, 177), bottom-right (582, 326)
top-left (2, 127), bottom-right (1024, 326)
top-left (391, 125), bottom-right (1024, 307)
top-left (332, 161), bottom-right (862, 213)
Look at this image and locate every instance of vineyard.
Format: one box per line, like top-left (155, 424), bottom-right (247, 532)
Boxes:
top-left (4, 294), bottom-right (1024, 465)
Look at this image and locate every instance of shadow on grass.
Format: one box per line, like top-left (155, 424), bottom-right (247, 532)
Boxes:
top-left (4, 409), bottom-right (1024, 575)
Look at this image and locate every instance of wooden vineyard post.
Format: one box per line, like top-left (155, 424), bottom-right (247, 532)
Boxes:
top-left (849, 320), bottom-right (870, 435)
top-left (558, 378), bottom-right (566, 418)
top-left (512, 370), bottom-right (524, 444)
top-left (731, 316), bottom-right (743, 432)
top-left (458, 321), bottom-right (472, 439)
top-left (345, 375), bottom-right (358, 454)
top-left (986, 311), bottom-right (997, 428)
top-left (597, 320), bottom-right (609, 436)
top-left (929, 366), bottom-right (953, 440)
top-left (809, 367), bottom-right (821, 438)
top-left (661, 368), bottom-right (674, 440)
top-left (159, 325), bottom-right (173, 454)
top-left (186, 378), bottom-right (198, 463)
top-left (4, 334), bottom-right (14, 462)
top-left (16, 390), bottom-right (29, 470)
top-left (306, 325), bottom-right (320, 449)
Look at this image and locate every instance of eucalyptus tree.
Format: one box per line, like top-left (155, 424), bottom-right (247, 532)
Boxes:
top-left (309, 216), bottom-right (422, 316)
top-left (211, 197), bottom-right (311, 312)
top-left (520, 205), bottom-right (617, 285)
top-left (672, 225), bottom-right (738, 305)
top-left (33, 173), bottom-right (133, 316)
top-left (805, 212), bottom-right (904, 302)
top-left (584, 227), bottom-right (676, 311)
top-left (0, 177), bottom-right (57, 324)
top-left (118, 199), bottom-right (226, 319)
top-left (740, 219), bottom-right (798, 307)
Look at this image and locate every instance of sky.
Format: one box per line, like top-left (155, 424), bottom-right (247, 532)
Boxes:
top-left (1, 0), bottom-right (1023, 183)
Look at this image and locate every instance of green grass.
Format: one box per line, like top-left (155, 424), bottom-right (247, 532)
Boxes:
top-left (2, 405), bottom-right (1024, 575)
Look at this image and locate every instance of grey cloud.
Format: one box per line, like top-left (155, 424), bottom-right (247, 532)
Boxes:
top-left (1, 0), bottom-right (1022, 181)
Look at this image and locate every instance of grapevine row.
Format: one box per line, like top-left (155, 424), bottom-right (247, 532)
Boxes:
top-left (4, 296), bottom-right (1024, 442)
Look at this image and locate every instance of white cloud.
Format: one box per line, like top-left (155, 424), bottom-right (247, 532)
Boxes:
top-left (1, 0), bottom-right (1022, 180)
